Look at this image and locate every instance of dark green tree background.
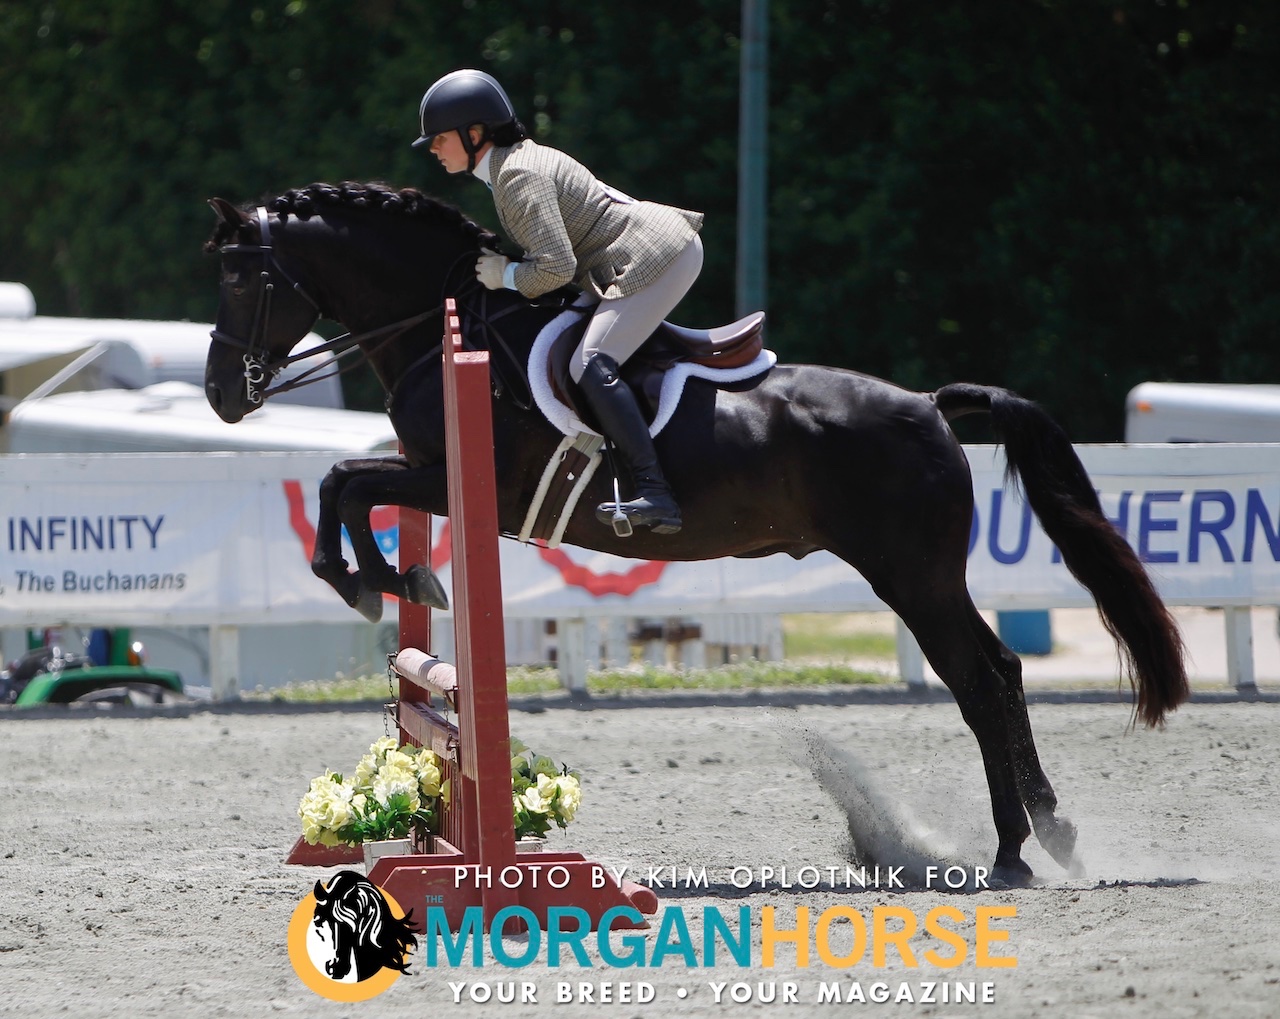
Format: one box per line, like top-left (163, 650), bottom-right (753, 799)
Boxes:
top-left (1, 1), bottom-right (1275, 437)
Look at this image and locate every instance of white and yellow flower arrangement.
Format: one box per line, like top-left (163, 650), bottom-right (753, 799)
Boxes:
top-left (509, 737), bottom-right (582, 840)
top-left (298, 736), bottom-right (443, 848)
top-left (298, 736), bottom-right (581, 847)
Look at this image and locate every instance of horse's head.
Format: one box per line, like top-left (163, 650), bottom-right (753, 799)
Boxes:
top-left (204, 199), bottom-right (325, 423)
top-left (204, 183), bottom-right (502, 423)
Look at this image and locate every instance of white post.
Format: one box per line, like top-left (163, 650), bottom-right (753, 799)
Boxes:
top-left (764, 613), bottom-right (785, 662)
top-left (556, 617), bottom-right (589, 694)
top-left (1223, 606), bottom-right (1256, 691)
top-left (895, 616), bottom-right (926, 688)
top-left (0, 627), bottom-right (27, 668)
top-left (679, 633), bottom-right (707, 671)
top-left (639, 619), bottom-right (667, 667)
top-left (209, 624), bottom-right (240, 701)
top-left (601, 617), bottom-right (630, 669)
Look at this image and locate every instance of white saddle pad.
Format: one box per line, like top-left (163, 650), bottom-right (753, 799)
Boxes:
top-left (527, 295), bottom-right (777, 439)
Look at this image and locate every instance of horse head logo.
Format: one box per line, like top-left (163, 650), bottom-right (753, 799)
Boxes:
top-left (309, 871), bottom-right (417, 983)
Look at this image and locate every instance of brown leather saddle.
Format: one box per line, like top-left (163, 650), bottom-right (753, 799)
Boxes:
top-left (547, 311), bottom-right (767, 425)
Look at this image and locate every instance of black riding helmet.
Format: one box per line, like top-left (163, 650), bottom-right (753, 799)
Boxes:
top-left (412, 69), bottom-right (518, 171)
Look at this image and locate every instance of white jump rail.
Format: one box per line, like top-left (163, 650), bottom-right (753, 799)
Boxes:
top-left (391, 647), bottom-right (457, 698)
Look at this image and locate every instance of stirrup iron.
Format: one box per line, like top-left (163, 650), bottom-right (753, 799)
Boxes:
top-left (608, 472), bottom-right (633, 538)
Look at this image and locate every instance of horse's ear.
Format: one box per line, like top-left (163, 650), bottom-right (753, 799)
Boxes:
top-left (208, 197), bottom-right (250, 228)
top-left (313, 878), bottom-right (329, 901)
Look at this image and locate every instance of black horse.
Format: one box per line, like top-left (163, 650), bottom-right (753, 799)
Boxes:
top-left (205, 182), bottom-right (1188, 883)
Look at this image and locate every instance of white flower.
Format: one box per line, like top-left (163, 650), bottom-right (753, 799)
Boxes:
top-left (553, 775), bottom-right (582, 822)
top-left (533, 772), bottom-right (583, 823)
top-left (353, 753), bottom-right (380, 787)
top-left (519, 785), bottom-right (550, 814)
top-left (372, 765), bottom-right (421, 810)
top-left (298, 772), bottom-right (358, 845)
top-left (383, 749), bottom-right (417, 773)
top-left (416, 756), bottom-right (442, 799)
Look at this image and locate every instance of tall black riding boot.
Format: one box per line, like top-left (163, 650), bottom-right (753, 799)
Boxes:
top-left (577, 353), bottom-right (682, 535)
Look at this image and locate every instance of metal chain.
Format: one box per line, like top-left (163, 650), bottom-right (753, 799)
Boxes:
top-left (384, 652), bottom-right (398, 738)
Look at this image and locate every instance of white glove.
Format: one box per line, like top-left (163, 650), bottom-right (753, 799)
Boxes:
top-left (476, 249), bottom-right (511, 290)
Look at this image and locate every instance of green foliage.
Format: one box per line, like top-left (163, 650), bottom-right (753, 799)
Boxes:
top-left (341, 789), bottom-right (436, 844)
top-left (581, 661), bottom-right (888, 692)
top-left (782, 612), bottom-right (897, 660)
top-left (1, 1), bottom-right (1276, 436)
top-left (248, 659), bottom-right (892, 702)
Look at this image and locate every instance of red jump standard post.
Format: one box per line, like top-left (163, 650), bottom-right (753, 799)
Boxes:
top-left (369, 300), bottom-right (656, 933)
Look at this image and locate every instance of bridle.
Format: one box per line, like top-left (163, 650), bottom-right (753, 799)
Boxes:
top-left (209, 206), bottom-right (463, 406)
top-left (210, 205), bottom-right (568, 412)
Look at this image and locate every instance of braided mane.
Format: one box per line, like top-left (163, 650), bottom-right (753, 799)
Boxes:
top-left (204, 181), bottom-right (499, 252)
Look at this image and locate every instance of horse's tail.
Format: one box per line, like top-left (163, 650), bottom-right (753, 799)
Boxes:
top-left (934, 382), bottom-right (1189, 727)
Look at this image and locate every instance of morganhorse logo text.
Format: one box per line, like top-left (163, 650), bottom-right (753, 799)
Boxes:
top-left (287, 871), bottom-right (417, 1001)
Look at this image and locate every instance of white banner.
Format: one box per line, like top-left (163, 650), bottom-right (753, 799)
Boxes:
top-left (3, 444), bottom-right (1280, 628)
top-left (0, 453), bottom-right (368, 626)
top-left (428, 444), bottom-right (1280, 615)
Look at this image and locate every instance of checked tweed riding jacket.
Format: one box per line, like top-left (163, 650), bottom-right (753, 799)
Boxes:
top-left (486, 140), bottom-right (703, 301)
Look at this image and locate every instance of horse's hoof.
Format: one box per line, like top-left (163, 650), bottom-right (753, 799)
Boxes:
top-left (1065, 855), bottom-right (1087, 880)
top-left (352, 586), bottom-right (384, 623)
top-left (990, 866), bottom-right (1043, 889)
top-left (405, 564), bottom-right (449, 610)
top-left (1034, 813), bottom-right (1080, 871)
top-left (992, 846), bottom-right (1035, 888)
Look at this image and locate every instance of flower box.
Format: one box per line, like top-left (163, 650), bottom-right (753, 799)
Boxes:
top-left (363, 837), bottom-right (412, 871)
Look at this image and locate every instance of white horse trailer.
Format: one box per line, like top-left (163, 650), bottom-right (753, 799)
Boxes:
top-left (6, 382), bottom-right (393, 453)
top-left (0, 283), bottom-right (344, 413)
top-left (1125, 382), bottom-right (1280, 442)
top-left (1126, 380), bottom-right (1280, 687)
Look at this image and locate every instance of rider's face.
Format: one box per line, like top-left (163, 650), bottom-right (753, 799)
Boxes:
top-left (429, 128), bottom-right (484, 174)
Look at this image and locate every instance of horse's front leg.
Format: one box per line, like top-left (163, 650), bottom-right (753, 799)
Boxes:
top-left (335, 460), bottom-right (450, 613)
top-left (310, 456), bottom-right (419, 622)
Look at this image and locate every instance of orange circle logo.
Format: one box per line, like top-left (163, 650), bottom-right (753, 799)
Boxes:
top-left (287, 871), bottom-right (416, 1002)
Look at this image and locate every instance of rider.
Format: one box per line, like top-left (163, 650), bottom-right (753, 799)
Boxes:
top-left (412, 68), bottom-right (703, 536)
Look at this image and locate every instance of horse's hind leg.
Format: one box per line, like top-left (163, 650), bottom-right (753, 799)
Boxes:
top-left (884, 587), bottom-right (1037, 883)
top-left (965, 603), bottom-right (1082, 873)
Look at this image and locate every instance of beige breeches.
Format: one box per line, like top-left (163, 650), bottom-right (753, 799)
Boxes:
top-left (568, 236), bottom-right (704, 383)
